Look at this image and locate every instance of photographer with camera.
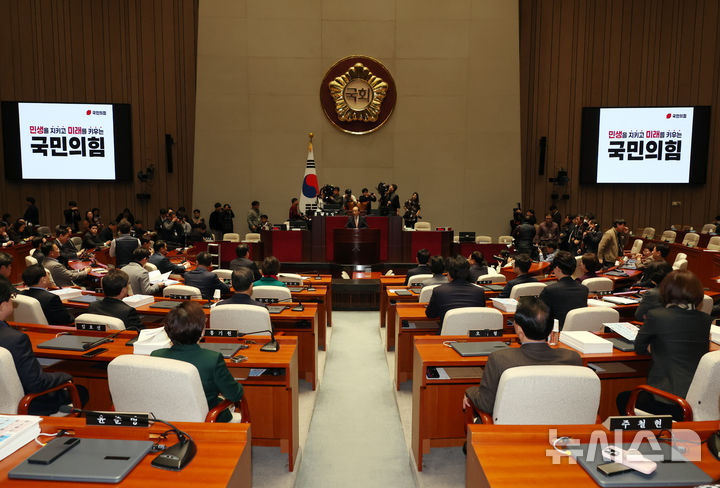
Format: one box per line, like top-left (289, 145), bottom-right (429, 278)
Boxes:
top-left (358, 188), bottom-right (377, 215)
top-left (379, 183), bottom-right (400, 216)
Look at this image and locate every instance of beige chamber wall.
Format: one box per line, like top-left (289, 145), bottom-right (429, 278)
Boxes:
top-left (193, 0), bottom-right (521, 239)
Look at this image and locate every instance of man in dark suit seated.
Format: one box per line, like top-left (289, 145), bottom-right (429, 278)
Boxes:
top-left (88, 269), bottom-right (144, 330)
top-left (345, 206), bottom-right (368, 228)
top-left (404, 248), bottom-right (431, 285)
top-left (151, 301), bottom-right (244, 422)
top-left (498, 254), bottom-right (538, 298)
top-left (216, 268), bottom-right (266, 308)
top-left (55, 225), bottom-right (82, 263)
top-left (539, 251), bottom-right (589, 329)
top-left (0, 278), bottom-right (88, 414)
top-left (20, 264), bottom-right (73, 325)
top-left (463, 296), bottom-right (582, 416)
top-left (425, 255), bottom-right (486, 324)
top-left (229, 244), bottom-right (261, 281)
top-left (0, 251), bottom-right (12, 281)
top-left (82, 223), bottom-right (106, 250)
top-left (634, 261), bottom-right (673, 321)
top-left (149, 240), bottom-right (187, 275)
top-left (183, 252), bottom-right (230, 300)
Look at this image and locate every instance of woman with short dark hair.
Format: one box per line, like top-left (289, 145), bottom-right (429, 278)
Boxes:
top-left (151, 302), bottom-right (244, 422)
top-left (616, 270), bottom-right (710, 420)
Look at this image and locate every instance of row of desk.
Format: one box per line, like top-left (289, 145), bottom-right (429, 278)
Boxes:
top-left (11, 322), bottom-right (300, 473)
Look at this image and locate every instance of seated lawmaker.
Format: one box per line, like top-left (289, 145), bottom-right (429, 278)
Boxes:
top-left (468, 251), bottom-right (489, 283)
top-left (253, 256), bottom-right (287, 287)
top-left (229, 244), bottom-right (261, 281)
top-left (538, 251), bottom-right (588, 329)
top-left (463, 296), bottom-right (582, 416)
top-left (82, 223), bottom-right (106, 250)
top-left (636, 242), bottom-right (670, 269)
top-left (498, 254), bottom-right (537, 298)
top-left (422, 256), bottom-right (449, 286)
top-left (0, 251), bottom-right (12, 281)
top-left (184, 252), bottom-right (230, 300)
top-left (425, 255), bottom-right (485, 323)
top-left (575, 253), bottom-right (601, 283)
top-left (217, 268), bottom-right (266, 308)
top-left (42, 241), bottom-right (89, 288)
top-left (88, 269), bottom-right (143, 330)
top-left (151, 301), bottom-right (243, 422)
top-left (20, 265), bottom-right (73, 325)
top-left (0, 278), bottom-right (89, 414)
top-left (121, 248), bottom-right (164, 296)
top-left (345, 206), bottom-right (368, 229)
top-left (617, 270), bottom-right (710, 420)
top-left (149, 240), bottom-right (187, 275)
top-left (404, 248), bottom-right (431, 285)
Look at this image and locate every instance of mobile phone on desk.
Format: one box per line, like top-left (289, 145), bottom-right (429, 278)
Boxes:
top-left (81, 347), bottom-right (108, 358)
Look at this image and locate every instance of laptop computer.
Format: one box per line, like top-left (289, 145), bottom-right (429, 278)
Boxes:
top-left (9, 437), bottom-right (153, 483)
top-left (450, 341), bottom-right (509, 357)
top-left (199, 342), bottom-right (242, 358)
top-left (459, 231), bottom-right (476, 243)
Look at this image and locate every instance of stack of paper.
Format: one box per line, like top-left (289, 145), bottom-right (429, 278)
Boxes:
top-left (559, 331), bottom-right (613, 354)
top-left (49, 288), bottom-right (83, 300)
top-left (587, 298), bottom-right (614, 307)
top-left (148, 270), bottom-right (180, 286)
top-left (603, 322), bottom-right (639, 341)
top-left (133, 327), bottom-right (171, 355)
top-left (602, 296), bottom-right (639, 305)
top-left (123, 294), bottom-right (155, 308)
top-left (0, 415), bottom-right (42, 462)
top-left (490, 298), bottom-right (518, 313)
top-left (711, 325), bottom-right (720, 345)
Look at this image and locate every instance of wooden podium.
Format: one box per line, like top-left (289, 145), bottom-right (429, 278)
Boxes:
top-left (333, 228), bottom-right (380, 264)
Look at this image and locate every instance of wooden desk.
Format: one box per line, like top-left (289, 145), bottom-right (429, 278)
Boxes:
top-left (402, 230), bottom-right (454, 260)
top-left (10, 323), bottom-right (300, 471)
top-left (466, 422), bottom-right (720, 487)
top-left (300, 274), bottom-right (333, 327)
top-left (501, 261), bottom-right (549, 280)
top-left (0, 416), bottom-right (251, 487)
top-left (62, 298), bottom-right (319, 390)
top-left (261, 230), bottom-right (312, 262)
top-left (2, 242), bottom-right (33, 284)
top-left (290, 285), bottom-right (328, 350)
top-left (394, 303), bottom-right (516, 390)
top-left (636, 237), bottom-right (720, 288)
top-left (412, 336), bottom-right (651, 471)
top-left (379, 275), bottom-right (407, 328)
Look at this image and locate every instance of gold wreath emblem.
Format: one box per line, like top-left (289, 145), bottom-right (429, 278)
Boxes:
top-left (328, 63), bottom-right (388, 122)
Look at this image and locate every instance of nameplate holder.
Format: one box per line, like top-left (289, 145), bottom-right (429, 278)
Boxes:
top-left (283, 281), bottom-right (301, 286)
top-left (85, 411), bottom-right (150, 428)
top-left (168, 294), bottom-right (191, 300)
top-left (76, 323), bottom-right (106, 332)
top-left (257, 297), bottom-right (279, 304)
top-left (478, 280), bottom-right (493, 285)
top-left (205, 329), bottom-right (238, 338)
top-left (602, 415), bottom-right (673, 431)
top-left (468, 329), bottom-right (503, 338)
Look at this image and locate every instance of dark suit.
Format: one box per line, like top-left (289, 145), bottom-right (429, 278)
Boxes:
top-left (635, 288), bottom-right (663, 321)
top-left (216, 293), bottom-right (266, 308)
top-left (229, 257), bottom-right (261, 281)
top-left (513, 223), bottom-right (536, 255)
top-left (82, 231), bottom-right (105, 250)
top-left (425, 280), bottom-right (486, 323)
top-left (345, 215), bottom-right (368, 228)
top-left (539, 276), bottom-right (588, 329)
top-left (468, 264), bottom-right (489, 283)
top-left (21, 288), bottom-right (73, 325)
top-left (635, 306), bottom-right (710, 399)
top-left (465, 342), bottom-right (582, 414)
top-left (404, 264), bottom-right (431, 285)
top-left (183, 266), bottom-right (231, 300)
top-left (88, 297), bottom-right (144, 330)
top-left (0, 321), bottom-right (73, 414)
top-left (149, 252), bottom-right (185, 274)
top-left (151, 343), bottom-right (243, 422)
top-left (498, 273), bottom-right (538, 298)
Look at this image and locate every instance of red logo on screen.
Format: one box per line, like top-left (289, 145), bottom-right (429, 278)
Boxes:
top-left (666, 113), bottom-right (671, 118)
top-left (86, 110), bottom-right (91, 115)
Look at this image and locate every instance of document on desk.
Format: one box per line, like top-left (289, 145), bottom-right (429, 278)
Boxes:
top-left (0, 415), bottom-right (42, 461)
top-left (148, 270), bottom-right (180, 286)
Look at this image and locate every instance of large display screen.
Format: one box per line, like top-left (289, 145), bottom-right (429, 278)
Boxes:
top-left (1, 101), bottom-right (133, 181)
top-left (579, 106), bottom-right (710, 184)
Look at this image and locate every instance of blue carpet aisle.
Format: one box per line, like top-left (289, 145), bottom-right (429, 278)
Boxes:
top-left (294, 311), bottom-right (415, 488)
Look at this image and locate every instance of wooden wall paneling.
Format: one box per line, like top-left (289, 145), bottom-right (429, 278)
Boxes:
top-left (520, 0), bottom-right (720, 234)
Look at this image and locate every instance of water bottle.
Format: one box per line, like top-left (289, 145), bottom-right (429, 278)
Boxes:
top-left (548, 319), bottom-right (560, 346)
